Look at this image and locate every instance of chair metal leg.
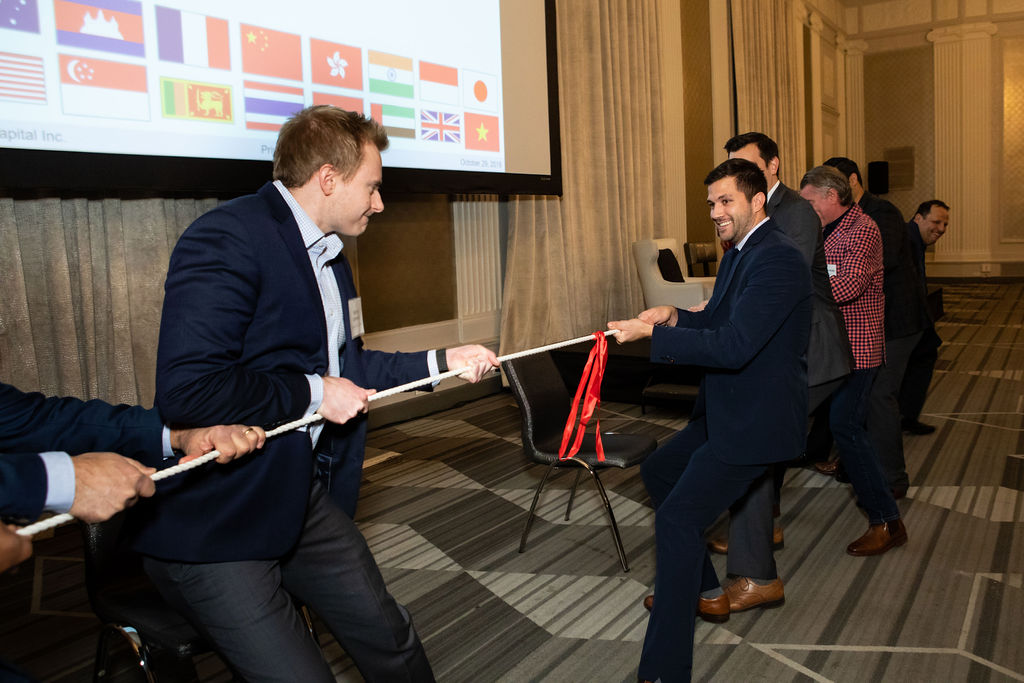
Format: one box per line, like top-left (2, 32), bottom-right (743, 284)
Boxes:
top-left (300, 603), bottom-right (318, 642)
top-left (587, 468), bottom-right (630, 572)
top-left (564, 468), bottom-right (584, 521)
top-left (97, 625), bottom-right (157, 683)
top-left (93, 625), bottom-right (115, 682)
top-left (520, 462), bottom-right (559, 553)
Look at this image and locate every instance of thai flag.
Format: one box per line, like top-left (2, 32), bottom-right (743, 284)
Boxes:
top-left (420, 110), bottom-right (461, 144)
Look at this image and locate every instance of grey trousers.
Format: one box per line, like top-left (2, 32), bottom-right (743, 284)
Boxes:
top-left (725, 377), bottom-right (844, 579)
top-left (144, 481), bottom-right (434, 683)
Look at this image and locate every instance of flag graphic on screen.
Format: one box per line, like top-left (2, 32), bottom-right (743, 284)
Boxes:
top-left (464, 112), bottom-right (499, 152)
top-left (313, 91), bottom-right (362, 113)
top-left (419, 61), bottom-right (458, 106)
top-left (310, 38), bottom-right (361, 90)
top-left (0, 0), bottom-right (40, 33)
top-left (155, 6), bottom-right (229, 70)
top-left (244, 79), bottom-right (304, 132)
top-left (240, 24), bottom-right (301, 82)
top-left (462, 69), bottom-right (497, 112)
top-left (420, 110), bottom-right (460, 144)
top-left (161, 77), bottom-right (231, 122)
top-left (55, 0), bottom-right (145, 58)
top-left (0, 52), bottom-right (46, 104)
top-left (370, 102), bottom-right (414, 139)
top-left (59, 53), bottom-right (148, 119)
top-left (368, 51), bottom-right (413, 99)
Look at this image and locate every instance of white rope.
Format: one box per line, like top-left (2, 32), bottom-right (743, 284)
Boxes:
top-left (16, 330), bottom-right (615, 538)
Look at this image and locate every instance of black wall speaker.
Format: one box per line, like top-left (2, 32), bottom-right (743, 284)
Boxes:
top-left (867, 161), bottom-right (889, 195)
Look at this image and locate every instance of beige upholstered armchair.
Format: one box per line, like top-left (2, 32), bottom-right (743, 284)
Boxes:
top-left (631, 239), bottom-right (716, 310)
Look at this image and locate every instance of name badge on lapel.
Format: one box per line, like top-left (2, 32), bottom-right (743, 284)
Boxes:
top-left (348, 297), bottom-right (365, 339)
top-left (827, 263), bottom-right (837, 278)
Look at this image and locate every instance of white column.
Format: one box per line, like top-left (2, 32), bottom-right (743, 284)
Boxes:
top-left (451, 195), bottom-right (502, 342)
top-left (841, 39), bottom-right (868, 167)
top-left (806, 11), bottom-right (825, 165)
top-left (927, 23), bottom-right (997, 263)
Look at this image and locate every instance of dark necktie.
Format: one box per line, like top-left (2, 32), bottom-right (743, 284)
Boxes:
top-left (705, 247), bottom-right (739, 313)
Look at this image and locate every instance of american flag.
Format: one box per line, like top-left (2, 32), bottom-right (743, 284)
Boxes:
top-left (420, 110), bottom-right (460, 143)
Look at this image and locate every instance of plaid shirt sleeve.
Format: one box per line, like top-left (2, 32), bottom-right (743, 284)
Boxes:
top-left (828, 209), bottom-right (883, 304)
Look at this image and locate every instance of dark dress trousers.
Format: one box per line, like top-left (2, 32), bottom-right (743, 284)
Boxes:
top-left (131, 182), bottom-right (434, 681)
top-left (723, 184), bottom-right (852, 580)
top-left (900, 220), bottom-right (941, 422)
top-left (637, 219), bottom-right (812, 682)
top-left (0, 381), bottom-right (162, 519)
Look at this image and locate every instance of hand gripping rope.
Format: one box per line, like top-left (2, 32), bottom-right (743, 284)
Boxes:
top-left (16, 330), bottom-right (616, 538)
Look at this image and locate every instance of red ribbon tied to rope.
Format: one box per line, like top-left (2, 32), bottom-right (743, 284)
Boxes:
top-left (558, 331), bottom-right (608, 462)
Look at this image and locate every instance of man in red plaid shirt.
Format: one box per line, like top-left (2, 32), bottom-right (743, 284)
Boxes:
top-left (799, 165), bottom-right (907, 556)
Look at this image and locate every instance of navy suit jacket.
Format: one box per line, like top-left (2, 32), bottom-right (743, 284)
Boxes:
top-left (0, 382), bottom-right (162, 519)
top-left (131, 182), bottom-right (429, 562)
top-left (650, 219), bottom-right (812, 465)
top-left (767, 182), bottom-right (852, 387)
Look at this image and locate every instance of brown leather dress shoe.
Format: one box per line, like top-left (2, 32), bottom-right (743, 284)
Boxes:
top-left (697, 593), bottom-right (730, 623)
top-left (724, 577), bottom-right (785, 612)
top-left (846, 519), bottom-right (908, 556)
top-left (708, 526), bottom-right (784, 554)
top-left (814, 460), bottom-right (839, 476)
top-left (641, 593), bottom-right (730, 623)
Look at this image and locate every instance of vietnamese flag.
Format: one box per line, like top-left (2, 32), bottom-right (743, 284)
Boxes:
top-left (240, 23), bottom-right (301, 81)
top-left (310, 38), bottom-right (361, 90)
top-left (464, 112), bottom-right (499, 152)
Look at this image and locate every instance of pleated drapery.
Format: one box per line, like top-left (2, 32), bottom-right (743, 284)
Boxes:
top-left (499, 0), bottom-right (669, 354)
top-left (0, 197), bottom-right (217, 406)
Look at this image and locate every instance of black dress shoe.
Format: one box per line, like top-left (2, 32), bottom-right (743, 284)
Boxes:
top-left (902, 418), bottom-right (936, 435)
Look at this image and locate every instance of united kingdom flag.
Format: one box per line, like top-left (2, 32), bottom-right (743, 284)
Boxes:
top-left (420, 109), bottom-right (461, 143)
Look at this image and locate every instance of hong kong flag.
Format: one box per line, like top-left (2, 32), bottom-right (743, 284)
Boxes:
top-left (310, 38), bottom-right (361, 90)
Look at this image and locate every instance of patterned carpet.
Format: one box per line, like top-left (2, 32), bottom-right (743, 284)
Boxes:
top-left (1, 281), bottom-right (1022, 682)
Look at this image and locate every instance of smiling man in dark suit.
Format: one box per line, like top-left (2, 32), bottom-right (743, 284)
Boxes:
top-left (132, 106), bottom-right (497, 681)
top-left (701, 133), bottom-right (853, 614)
top-left (609, 158), bottom-right (812, 683)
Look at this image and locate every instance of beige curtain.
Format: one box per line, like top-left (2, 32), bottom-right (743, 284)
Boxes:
top-left (731, 0), bottom-right (807, 187)
top-left (499, 0), bottom-right (668, 354)
top-left (0, 197), bottom-right (217, 406)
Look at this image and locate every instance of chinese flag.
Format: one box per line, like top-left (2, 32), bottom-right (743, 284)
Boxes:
top-left (240, 23), bottom-right (301, 81)
top-left (465, 112), bottom-right (499, 152)
top-left (310, 38), bottom-right (362, 90)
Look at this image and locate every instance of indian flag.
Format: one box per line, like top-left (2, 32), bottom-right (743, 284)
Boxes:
top-left (368, 51), bottom-right (413, 99)
top-left (371, 102), bottom-right (415, 139)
